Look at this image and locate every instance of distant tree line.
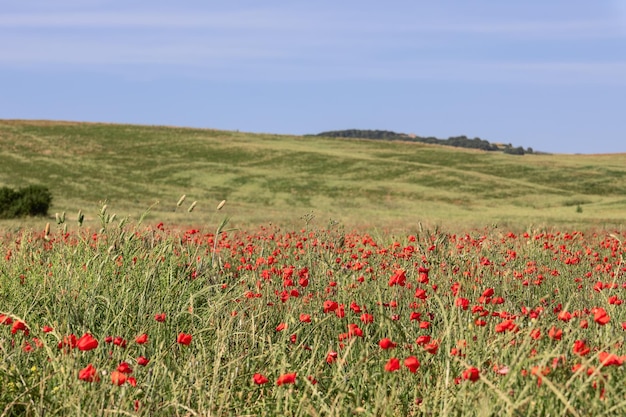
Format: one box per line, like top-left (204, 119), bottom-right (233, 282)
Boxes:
top-left (313, 129), bottom-right (535, 155)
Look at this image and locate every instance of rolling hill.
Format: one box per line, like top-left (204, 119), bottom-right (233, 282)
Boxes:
top-left (1, 119), bottom-right (625, 230)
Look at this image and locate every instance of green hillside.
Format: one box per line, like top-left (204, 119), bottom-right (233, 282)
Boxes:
top-left (1, 119), bottom-right (625, 230)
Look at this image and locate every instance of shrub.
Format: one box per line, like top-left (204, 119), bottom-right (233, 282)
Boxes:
top-left (0, 185), bottom-right (52, 218)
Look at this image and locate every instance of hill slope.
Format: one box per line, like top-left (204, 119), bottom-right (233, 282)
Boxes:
top-left (1, 120), bottom-right (625, 230)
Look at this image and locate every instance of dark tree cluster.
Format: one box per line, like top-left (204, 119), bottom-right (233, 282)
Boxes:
top-left (0, 185), bottom-right (52, 218)
top-left (314, 130), bottom-right (532, 153)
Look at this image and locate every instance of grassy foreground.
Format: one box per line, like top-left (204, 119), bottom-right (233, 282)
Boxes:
top-left (0, 119), bottom-right (625, 230)
top-left (1, 205), bottom-right (626, 416)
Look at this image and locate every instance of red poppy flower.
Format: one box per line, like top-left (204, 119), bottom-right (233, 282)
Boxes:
top-left (276, 372), bottom-right (297, 386)
top-left (323, 300), bottom-right (338, 313)
top-left (379, 338), bottom-right (397, 349)
top-left (111, 370), bottom-right (127, 386)
top-left (462, 367), bottom-right (480, 382)
top-left (42, 325), bottom-right (54, 333)
top-left (417, 267), bottom-right (429, 283)
top-left (117, 362), bottom-right (133, 374)
top-left (253, 373), bottom-right (269, 385)
top-left (455, 297), bottom-right (469, 310)
top-left (593, 308), bottom-right (610, 325)
top-left (113, 336), bottom-right (127, 348)
top-left (558, 311), bottom-right (572, 322)
top-left (424, 342), bottom-right (439, 355)
top-left (58, 334), bottom-right (78, 350)
top-left (77, 333), bottom-right (99, 351)
top-left (154, 313), bottom-right (166, 322)
top-left (275, 323), bottom-right (287, 332)
top-left (135, 333), bottom-right (148, 344)
top-left (599, 352), bottom-right (623, 367)
top-left (347, 323), bottom-right (363, 337)
top-left (388, 269), bottom-right (406, 287)
top-left (482, 288), bottom-right (494, 298)
top-left (177, 333), bottom-right (192, 345)
top-left (11, 320), bottom-right (28, 335)
top-left (548, 326), bottom-right (562, 340)
top-left (414, 289), bottom-right (427, 300)
top-left (0, 314), bottom-right (13, 325)
top-left (384, 357), bottom-right (400, 372)
top-left (137, 356), bottom-right (150, 366)
top-left (415, 335), bottom-right (431, 346)
top-left (326, 351), bottom-right (338, 364)
top-left (78, 364), bottom-right (100, 382)
top-left (360, 313), bottom-right (374, 323)
top-left (299, 314), bottom-right (311, 323)
top-left (572, 340), bottom-right (590, 356)
top-left (404, 356), bottom-right (420, 373)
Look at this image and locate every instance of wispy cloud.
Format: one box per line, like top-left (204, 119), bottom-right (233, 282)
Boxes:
top-left (1, 5), bottom-right (625, 85)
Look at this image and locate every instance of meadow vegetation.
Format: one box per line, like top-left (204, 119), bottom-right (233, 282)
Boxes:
top-left (0, 120), bottom-right (624, 231)
top-left (1, 120), bottom-right (626, 416)
top-left (1, 205), bottom-right (625, 416)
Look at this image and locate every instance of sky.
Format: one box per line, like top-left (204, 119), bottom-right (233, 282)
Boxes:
top-left (1, 0), bottom-right (626, 154)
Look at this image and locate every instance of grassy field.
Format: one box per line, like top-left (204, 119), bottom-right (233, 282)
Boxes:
top-left (2, 119), bottom-right (626, 416)
top-left (1, 213), bottom-right (625, 416)
top-left (0, 119), bottom-right (624, 231)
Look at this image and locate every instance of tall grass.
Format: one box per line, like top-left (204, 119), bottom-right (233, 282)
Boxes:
top-left (1, 205), bottom-right (625, 416)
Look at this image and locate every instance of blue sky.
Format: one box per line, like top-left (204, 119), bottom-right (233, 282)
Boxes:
top-left (2, 0), bottom-right (625, 154)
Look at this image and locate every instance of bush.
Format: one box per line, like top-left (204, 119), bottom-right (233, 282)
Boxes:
top-left (0, 185), bottom-right (52, 218)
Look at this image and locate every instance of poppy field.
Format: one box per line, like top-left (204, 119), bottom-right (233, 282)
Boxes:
top-left (1, 208), bottom-right (626, 416)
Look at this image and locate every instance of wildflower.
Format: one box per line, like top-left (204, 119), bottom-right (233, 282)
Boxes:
top-left (599, 352), bottom-right (623, 367)
top-left (388, 269), bottom-right (406, 287)
top-left (326, 351), bottom-right (338, 364)
top-left (462, 367), bottom-right (480, 382)
top-left (135, 333), bottom-right (148, 344)
top-left (137, 356), bottom-right (150, 366)
top-left (299, 314), bottom-right (311, 323)
top-left (111, 370), bottom-right (127, 386)
top-left (417, 267), bottom-right (429, 283)
top-left (77, 333), bottom-right (99, 351)
top-left (177, 333), bottom-right (192, 345)
top-left (117, 362), bottom-right (133, 374)
top-left (415, 335), bottom-right (431, 346)
top-left (360, 313), bottom-right (374, 323)
top-left (455, 297), bottom-right (469, 310)
top-left (78, 364), bottom-right (100, 382)
top-left (275, 323), bottom-right (287, 332)
top-left (414, 289), bottom-right (427, 299)
top-left (253, 373), bottom-right (269, 385)
top-left (323, 300), bottom-right (338, 313)
top-left (548, 326), bottom-right (562, 340)
top-left (384, 357), bottom-right (400, 372)
top-left (424, 342), bottom-right (439, 355)
top-left (572, 340), bottom-right (590, 356)
top-left (58, 334), bottom-right (78, 351)
top-left (154, 313), bottom-right (166, 322)
top-left (404, 356), bottom-right (420, 373)
top-left (42, 325), bottom-right (54, 333)
top-left (379, 338), bottom-right (397, 349)
top-left (276, 372), bottom-right (297, 386)
top-left (11, 320), bottom-right (28, 336)
top-left (347, 323), bottom-right (364, 337)
top-left (593, 308), bottom-right (610, 325)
